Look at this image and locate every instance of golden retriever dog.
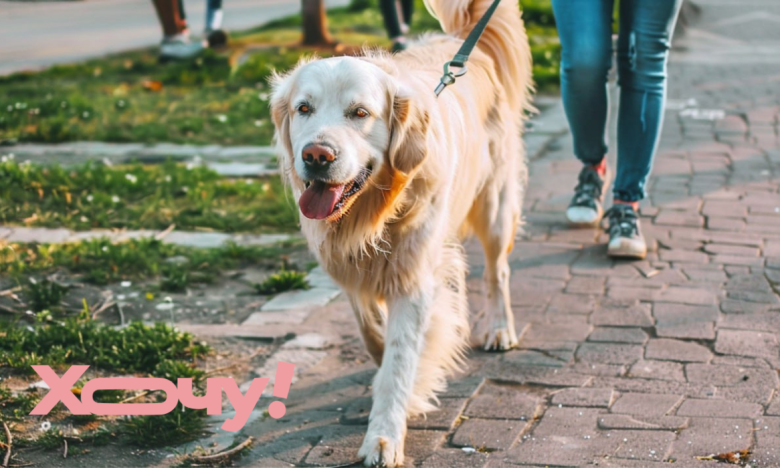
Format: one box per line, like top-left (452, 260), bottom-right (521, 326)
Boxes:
top-left (270, 0), bottom-right (532, 465)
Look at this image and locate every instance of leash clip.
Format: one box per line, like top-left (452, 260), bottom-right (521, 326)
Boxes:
top-left (434, 61), bottom-right (468, 97)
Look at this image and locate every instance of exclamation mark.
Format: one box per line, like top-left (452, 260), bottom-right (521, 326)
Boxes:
top-left (268, 361), bottom-right (294, 419)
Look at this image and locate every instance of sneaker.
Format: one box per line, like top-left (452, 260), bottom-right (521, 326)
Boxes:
top-left (206, 29), bottom-right (228, 48)
top-left (604, 204), bottom-right (647, 259)
top-left (159, 34), bottom-right (204, 61)
top-left (566, 164), bottom-right (609, 227)
top-left (391, 41), bottom-right (408, 53)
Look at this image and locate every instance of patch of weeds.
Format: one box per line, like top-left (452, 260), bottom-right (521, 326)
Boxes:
top-left (1, 237), bottom-right (303, 289)
top-left (0, 386), bottom-right (41, 421)
top-left (0, 309), bottom-right (209, 374)
top-left (26, 277), bottom-right (69, 312)
top-left (0, 159), bottom-right (299, 232)
top-left (34, 428), bottom-right (67, 451)
top-left (122, 360), bottom-right (208, 448)
top-left (253, 270), bottom-right (309, 295)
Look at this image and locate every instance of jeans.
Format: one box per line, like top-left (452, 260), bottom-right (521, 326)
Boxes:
top-left (550, 0), bottom-right (683, 202)
top-left (380, 0), bottom-right (413, 39)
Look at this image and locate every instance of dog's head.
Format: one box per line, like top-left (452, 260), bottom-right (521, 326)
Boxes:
top-left (270, 56), bottom-right (429, 225)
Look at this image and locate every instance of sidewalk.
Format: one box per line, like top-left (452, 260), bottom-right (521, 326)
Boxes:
top-left (222, 1), bottom-right (780, 467)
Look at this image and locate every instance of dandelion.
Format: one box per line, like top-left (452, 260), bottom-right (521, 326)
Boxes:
top-left (164, 175), bottom-right (172, 182)
top-left (261, 182), bottom-right (270, 192)
top-left (254, 119), bottom-right (266, 127)
top-left (216, 114), bottom-right (228, 123)
top-left (125, 173), bottom-right (138, 184)
top-left (102, 246), bottom-right (109, 252)
top-left (86, 194), bottom-right (94, 202)
top-left (258, 92), bottom-right (269, 101)
top-left (82, 111), bottom-right (90, 118)
top-left (111, 195), bottom-right (120, 203)
top-left (80, 216), bottom-right (88, 223)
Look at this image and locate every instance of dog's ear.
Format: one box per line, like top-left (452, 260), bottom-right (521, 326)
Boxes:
top-left (269, 73), bottom-right (294, 167)
top-left (388, 92), bottom-right (429, 174)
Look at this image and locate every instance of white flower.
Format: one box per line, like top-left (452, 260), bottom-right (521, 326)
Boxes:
top-left (102, 246), bottom-right (109, 252)
top-left (254, 119), bottom-right (266, 127)
top-left (86, 195), bottom-right (94, 202)
top-left (111, 195), bottom-right (120, 203)
top-left (80, 216), bottom-right (88, 222)
top-left (82, 111), bottom-right (90, 118)
top-left (41, 421), bottom-right (52, 432)
top-left (216, 114), bottom-right (228, 123)
top-left (125, 173), bottom-right (138, 184)
top-left (258, 92), bottom-right (269, 101)
top-left (164, 175), bottom-right (172, 182)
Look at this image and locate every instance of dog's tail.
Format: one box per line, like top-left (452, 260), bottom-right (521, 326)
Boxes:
top-left (424, 0), bottom-right (533, 114)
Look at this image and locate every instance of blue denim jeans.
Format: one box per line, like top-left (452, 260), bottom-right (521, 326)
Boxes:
top-left (550, 0), bottom-right (683, 202)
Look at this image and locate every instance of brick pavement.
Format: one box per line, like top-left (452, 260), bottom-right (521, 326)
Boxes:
top-left (228, 1), bottom-right (780, 467)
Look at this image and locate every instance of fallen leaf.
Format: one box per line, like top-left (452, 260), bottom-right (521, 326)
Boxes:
top-left (142, 80), bottom-right (163, 92)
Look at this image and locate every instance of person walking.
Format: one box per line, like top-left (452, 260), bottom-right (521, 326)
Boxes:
top-left (151, 0), bottom-right (204, 60)
top-left (552, 0), bottom-right (683, 259)
top-left (379, 0), bottom-right (413, 52)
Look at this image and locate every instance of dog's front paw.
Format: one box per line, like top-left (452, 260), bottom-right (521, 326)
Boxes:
top-left (483, 325), bottom-right (518, 352)
top-left (358, 432), bottom-right (404, 467)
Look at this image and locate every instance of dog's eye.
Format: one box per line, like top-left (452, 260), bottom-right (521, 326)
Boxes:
top-left (297, 104), bottom-right (311, 115)
top-left (353, 108), bottom-right (369, 118)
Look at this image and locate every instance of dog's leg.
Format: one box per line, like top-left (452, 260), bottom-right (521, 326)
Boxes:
top-left (470, 182), bottom-right (520, 352)
top-left (349, 294), bottom-right (386, 366)
top-left (358, 284), bottom-right (433, 468)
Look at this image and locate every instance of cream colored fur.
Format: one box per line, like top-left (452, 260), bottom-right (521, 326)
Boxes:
top-left (270, 0), bottom-right (532, 465)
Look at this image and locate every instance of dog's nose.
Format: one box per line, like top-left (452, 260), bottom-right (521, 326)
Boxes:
top-left (302, 143), bottom-right (336, 168)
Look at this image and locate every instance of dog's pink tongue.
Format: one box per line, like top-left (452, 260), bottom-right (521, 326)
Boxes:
top-left (299, 181), bottom-right (345, 220)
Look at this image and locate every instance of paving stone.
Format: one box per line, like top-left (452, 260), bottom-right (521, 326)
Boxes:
top-left (524, 322), bottom-right (592, 343)
top-left (656, 319), bottom-right (715, 340)
top-left (506, 407), bottom-right (603, 466)
top-left (669, 417), bottom-right (754, 462)
top-left (576, 343), bottom-right (644, 365)
top-left (719, 299), bottom-right (769, 314)
top-left (588, 327), bottom-right (648, 344)
top-left (551, 388), bottom-right (614, 408)
top-left (242, 309), bottom-right (310, 326)
top-left (408, 398), bottom-right (467, 431)
top-left (440, 376), bottom-right (485, 399)
top-left (768, 396), bottom-right (780, 416)
top-left (628, 360), bottom-right (686, 381)
top-left (451, 418), bottom-right (526, 450)
top-left (6, 227), bottom-right (72, 243)
top-left (607, 286), bottom-right (660, 301)
top-left (591, 301), bottom-right (654, 327)
top-left (304, 267), bottom-right (340, 290)
top-left (702, 200), bottom-right (748, 218)
top-left (645, 339), bottom-right (713, 363)
top-left (676, 398), bottom-right (763, 418)
top-left (714, 329), bottom-right (780, 359)
top-left (597, 414), bottom-right (688, 431)
top-left (546, 293), bottom-right (596, 314)
top-left (656, 286), bottom-right (718, 306)
top-left (612, 391), bottom-right (683, 416)
top-left (281, 333), bottom-right (332, 350)
top-left (465, 384), bottom-right (543, 422)
top-left (655, 211), bottom-right (704, 228)
top-left (602, 430), bottom-right (677, 462)
top-left (164, 231), bottom-right (232, 248)
top-left (566, 276), bottom-right (606, 294)
top-left (419, 449), bottom-right (488, 468)
top-left (659, 249), bottom-right (710, 263)
top-left (261, 288), bottom-right (341, 311)
top-left (704, 243), bottom-right (759, 256)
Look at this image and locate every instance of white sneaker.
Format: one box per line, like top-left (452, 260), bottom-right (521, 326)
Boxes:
top-left (604, 204), bottom-right (647, 259)
top-left (566, 164), bottom-right (610, 227)
top-left (159, 34), bottom-right (204, 61)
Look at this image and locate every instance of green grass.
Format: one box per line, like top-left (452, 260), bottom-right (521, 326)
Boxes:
top-left (0, 309), bottom-right (208, 374)
top-left (0, 0), bottom-right (559, 146)
top-left (1, 236), bottom-right (304, 288)
top-left (0, 159), bottom-right (298, 233)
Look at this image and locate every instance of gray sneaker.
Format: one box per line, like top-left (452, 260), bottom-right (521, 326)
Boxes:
top-left (159, 34), bottom-right (204, 61)
top-left (604, 204), bottom-right (647, 259)
top-left (566, 164), bottom-right (610, 227)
